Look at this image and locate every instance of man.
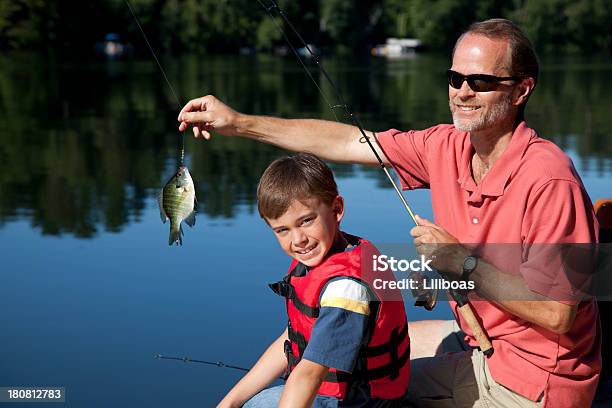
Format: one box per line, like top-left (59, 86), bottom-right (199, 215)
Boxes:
top-left (178, 18), bottom-right (600, 408)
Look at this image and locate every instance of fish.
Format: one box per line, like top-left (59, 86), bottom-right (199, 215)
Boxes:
top-left (158, 166), bottom-right (197, 246)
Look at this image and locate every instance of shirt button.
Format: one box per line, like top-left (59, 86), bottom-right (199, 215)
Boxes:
top-left (472, 217), bottom-right (479, 224)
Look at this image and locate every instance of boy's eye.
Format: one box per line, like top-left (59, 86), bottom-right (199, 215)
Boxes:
top-left (301, 217), bottom-right (314, 226)
top-left (274, 228), bottom-right (288, 235)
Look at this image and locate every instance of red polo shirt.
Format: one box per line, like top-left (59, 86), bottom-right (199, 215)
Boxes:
top-left (377, 121), bottom-right (600, 408)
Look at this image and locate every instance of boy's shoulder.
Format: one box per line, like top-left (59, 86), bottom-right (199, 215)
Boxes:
top-left (320, 276), bottom-right (375, 309)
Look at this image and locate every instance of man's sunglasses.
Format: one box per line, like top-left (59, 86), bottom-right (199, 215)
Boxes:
top-left (447, 69), bottom-right (520, 92)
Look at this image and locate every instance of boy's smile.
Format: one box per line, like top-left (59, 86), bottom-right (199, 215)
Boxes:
top-left (267, 196), bottom-right (345, 267)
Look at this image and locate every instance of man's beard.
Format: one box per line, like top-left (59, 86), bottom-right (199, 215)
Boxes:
top-left (451, 93), bottom-right (513, 132)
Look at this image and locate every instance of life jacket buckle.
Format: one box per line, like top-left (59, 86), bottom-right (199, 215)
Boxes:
top-left (283, 339), bottom-right (297, 380)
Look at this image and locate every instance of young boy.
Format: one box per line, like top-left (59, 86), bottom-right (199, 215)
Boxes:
top-left (217, 153), bottom-right (409, 408)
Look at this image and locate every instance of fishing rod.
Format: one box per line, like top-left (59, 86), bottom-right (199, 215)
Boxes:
top-left (155, 353), bottom-right (286, 379)
top-left (256, 0), bottom-right (493, 356)
top-left (124, 0), bottom-right (186, 166)
top-left (154, 353), bottom-right (250, 373)
top-left (256, 0), bottom-right (416, 225)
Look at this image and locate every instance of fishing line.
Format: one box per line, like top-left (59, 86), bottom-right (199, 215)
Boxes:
top-left (256, 0), bottom-right (417, 225)
top-left (124, 0), bottom-right (186, 166)
top-left (255, 1), bottom-right (339, 122)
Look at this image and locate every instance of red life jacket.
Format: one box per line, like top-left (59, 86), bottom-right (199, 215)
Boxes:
top-left (269, 233), bottom-right (410, 400)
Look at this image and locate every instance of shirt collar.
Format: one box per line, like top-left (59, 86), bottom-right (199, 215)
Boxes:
top-left (457, 121), bottom-right (534, 198)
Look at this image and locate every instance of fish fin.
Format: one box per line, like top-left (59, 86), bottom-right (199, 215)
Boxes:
top-left (184, 210), bottom-right (196, 228)
top-left (158, 191), bottom-right (168, 223)
top-left (168, 223), bottom-right (183, 246)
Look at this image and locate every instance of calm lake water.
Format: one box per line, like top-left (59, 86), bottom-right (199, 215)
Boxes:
top-left (1, 51), bottom-right (611, 407)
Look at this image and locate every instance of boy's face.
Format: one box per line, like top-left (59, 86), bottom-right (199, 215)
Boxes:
top-left (266, 196), bottom-right (344, 267)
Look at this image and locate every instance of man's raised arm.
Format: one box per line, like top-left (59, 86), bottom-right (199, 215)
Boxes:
top-left (177, 95), bottom-right (386, 166)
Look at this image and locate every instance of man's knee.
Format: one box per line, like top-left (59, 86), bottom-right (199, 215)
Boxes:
top-left (409, 320), bottom-right (465, 359)
top-left (405, 351), bottom-right (478, 407)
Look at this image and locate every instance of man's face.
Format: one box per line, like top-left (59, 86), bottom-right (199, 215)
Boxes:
top-left (449, 34), bottom-right (518, 133)
top-left (266, 197), bottom-right (344, 267)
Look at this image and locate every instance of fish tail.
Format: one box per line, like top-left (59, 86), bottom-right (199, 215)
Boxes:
top-left (168, 223), bottom-right (183, 246)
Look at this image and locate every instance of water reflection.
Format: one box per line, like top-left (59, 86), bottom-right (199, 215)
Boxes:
top-left (0, 52), bottom-right (610, 238)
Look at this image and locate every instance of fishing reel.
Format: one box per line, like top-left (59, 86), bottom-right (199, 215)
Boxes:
top-left (408, 271), bottom-right (438, 311)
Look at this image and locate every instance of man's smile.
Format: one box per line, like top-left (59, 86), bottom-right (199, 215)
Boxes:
top-left (455, 104), bottom-right (481, 112)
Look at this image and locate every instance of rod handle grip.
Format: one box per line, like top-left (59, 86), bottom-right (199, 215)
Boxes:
top-left (457, 303), bottom-right (494, 357)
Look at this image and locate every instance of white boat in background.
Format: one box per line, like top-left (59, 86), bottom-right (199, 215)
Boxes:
top-left (371, 38), bottom-right (423, 58)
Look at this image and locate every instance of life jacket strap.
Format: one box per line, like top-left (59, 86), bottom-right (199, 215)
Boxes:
top-left (288, 322), bottom-right (408, 358)
top-left (269, 277), bottom-right (320, 318)
top-left (285, 323), bottom-right (410, 383)
top-left (388, 327), bottom-right (400, 380)
top-left (288, 323), bottom-right (308, 357)
top-left (362, 323), bottom-right (408, 357)
top-left (282, 339), bottom-right (294, 380)
top-left (284, 341), bottom-right (353, 383)
top-left (356, 341), bottom-right (410, 381)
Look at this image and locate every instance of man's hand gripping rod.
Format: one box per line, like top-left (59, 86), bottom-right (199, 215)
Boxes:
top-left (375, 133), bottom-right (493, 357)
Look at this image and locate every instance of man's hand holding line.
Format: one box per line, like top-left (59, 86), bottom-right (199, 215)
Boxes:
top-left (178, 95), bottom-right (242, 139)
top-left (177, 95), bottom-right (386, 166)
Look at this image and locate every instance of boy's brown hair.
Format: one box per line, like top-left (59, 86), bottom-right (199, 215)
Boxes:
top-left (257, 153), bottom-right (338, 220)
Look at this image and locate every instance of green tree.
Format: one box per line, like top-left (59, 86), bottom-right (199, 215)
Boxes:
top-left (565, 0), bottom-right (612, 53)
top-left (0, 0), bottom-right (53, 49)
top-left (255, 0), bottom-right (319, 51)
top-left (411, 0), bottom-right (514, 50)
top-left (320, 0), bottom-right (385, 53)
top-left (411, 0), bottom-right (474, 49)
top-left (381, 0), bottom-right (414, 38)
top-left (256, 17), bottom-right (282, 50)
top-left (511, 0), bottom-right (570, 52)
top-left (1, 1), bottom-right (612, 55)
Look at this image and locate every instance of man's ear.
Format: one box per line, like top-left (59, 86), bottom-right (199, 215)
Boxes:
top-left (333, 195), bottom-right (345, 223)
top-left (513, 77), bottom-right (535, 107)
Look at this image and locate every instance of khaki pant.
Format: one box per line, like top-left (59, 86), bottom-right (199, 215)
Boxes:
top-left (404, 320), bottom-right (543, 408)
